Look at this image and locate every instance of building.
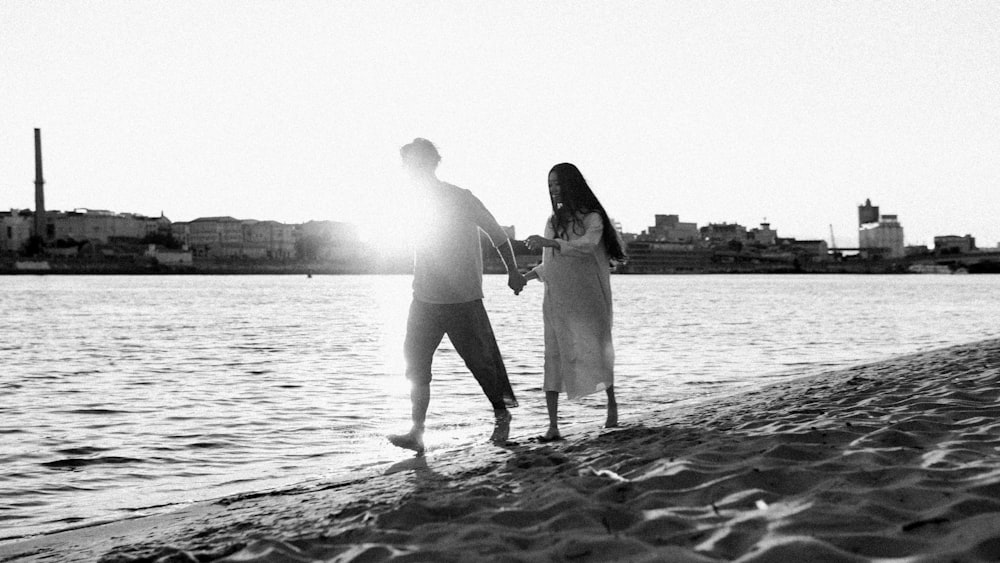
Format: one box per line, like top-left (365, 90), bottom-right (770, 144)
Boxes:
top-left (1, 209), bottom-right (32, 253)
top-left (748, 222), bottom-right (778, 246)
top-left (858, 200), bottom-right (905, 259)
top-left (640, 214), bottom-right (701, 245)
top-left (48, 209), bottom-right (168, 244)
top-left (172, 216), bottom-right (297, 259)
top-left (859, 215), bottom-right (904, 259)
top-left (174, 217), bottom-right (243, 257)
top-left (783, 239), bottom-right (830, 262)
top-left (243, 221), bottom-right (296, 259)
top-left (2, 208), bottom-right (170, 252)
top-left (858, 199), bottom-right (879, 225)
top-left (701, 222), bottom-right (748, 247)
top-left (934, 235), bottom-right (976, 254)
top-left (620, 240), bottom-right (714, 273)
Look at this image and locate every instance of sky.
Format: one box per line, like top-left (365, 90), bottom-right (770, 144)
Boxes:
top-left (2, 1), bottom-right (999, 248)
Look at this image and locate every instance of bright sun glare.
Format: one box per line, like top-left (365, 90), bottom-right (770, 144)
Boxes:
top-left (357, 221), bottom-right (414, 257)
top-left (372, 277), bottom-right (412, 397)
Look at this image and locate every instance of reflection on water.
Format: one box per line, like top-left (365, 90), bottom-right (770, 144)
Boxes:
top-left (1, 274), bottom-right (997, 540)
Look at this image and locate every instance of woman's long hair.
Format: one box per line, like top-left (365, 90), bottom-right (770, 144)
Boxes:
top-left (548, 163), bottom-right (626, 262)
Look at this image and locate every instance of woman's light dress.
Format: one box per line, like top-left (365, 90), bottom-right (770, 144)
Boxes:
top-left (529, 212), bottom-right (614, 400)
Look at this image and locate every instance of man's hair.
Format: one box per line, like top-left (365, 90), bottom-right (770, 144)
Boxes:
top-left (400, 138), bottom-right (441, 169)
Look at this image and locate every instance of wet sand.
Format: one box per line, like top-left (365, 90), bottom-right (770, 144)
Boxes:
top-left (4, 338), bottom-right (1000, 562)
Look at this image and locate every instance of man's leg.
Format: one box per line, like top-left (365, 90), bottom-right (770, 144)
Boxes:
top-left (409, 381), bottom-right (430, 434)
top-left (389, 300), bottom-right (443, 454)
top-left (445, 300), bottom-right (516, 444)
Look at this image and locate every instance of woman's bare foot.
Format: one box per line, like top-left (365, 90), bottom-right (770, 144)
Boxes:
top-left (537, 427), bottom-right (563, 442)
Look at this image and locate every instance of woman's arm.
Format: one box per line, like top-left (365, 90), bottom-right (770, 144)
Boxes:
top-left (525, 234), bottom-right (559, 251)
top-left (523, 218), bottom-right (555, 283)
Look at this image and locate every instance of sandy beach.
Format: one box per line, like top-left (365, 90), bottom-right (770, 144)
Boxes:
top-left (4, 338), bottom-right (1000, 562)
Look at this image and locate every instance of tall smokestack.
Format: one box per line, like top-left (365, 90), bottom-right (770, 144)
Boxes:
top-left (34, 128), bottom-right (46, 240)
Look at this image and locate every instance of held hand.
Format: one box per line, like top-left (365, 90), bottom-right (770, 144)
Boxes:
top-left (525, 235), bottom-right (556, 251)
top-left (508, 271), bottom-right (527, 295)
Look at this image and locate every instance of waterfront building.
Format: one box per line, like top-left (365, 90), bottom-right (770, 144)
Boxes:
top-left (640, 214), bottom-right (700, 244)
top-left (49, 209), bottom-right (168, 244)
top-left (243, 220), bottom-right (295, 260)
top-left (174, 216), bottom-right (296, 259)
top-left (701, 222), bottom-right (748, 246)
top-left (782, 239), bottom-right (830, 262)
top-left (621, 240), bottom-right (714, 273)
top-left (0, 209), bottom-right (32, 253)
top-left (748, 222), bottom-right (777, 246)
top-left (174, 216), bottom-right (239, 257)
top-left (179, 217), bottom-right (244, 257)
top-left (934, 235), bottom-right (976, 254)
top-left (858, 199), bottom-right (905, 259)
top-left (1, 208), bottom-right (169, 252)
top-left (858, 199), bottom-right (879, 225)
top-left (619, 214), bottom-right (834, 273)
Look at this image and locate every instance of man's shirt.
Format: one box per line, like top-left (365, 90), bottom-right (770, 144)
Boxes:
top-left (412, 181), bottom-right (509, 304)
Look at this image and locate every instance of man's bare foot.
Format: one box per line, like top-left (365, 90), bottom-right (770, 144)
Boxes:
top-left (388, 430), bottom-right (425, 454)
top-left (605, 403), bottom-right (618, 428)
top-left (490, 410), bottom-right (512, 445)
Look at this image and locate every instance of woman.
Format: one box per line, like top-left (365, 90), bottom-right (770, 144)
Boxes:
top-left (525, 163), bottom-right (626, 441)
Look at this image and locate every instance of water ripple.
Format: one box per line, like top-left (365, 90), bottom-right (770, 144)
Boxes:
top-left (41, 457), bottom-right (145, 470)
top-left (2, 274), bottom-right (999, 540)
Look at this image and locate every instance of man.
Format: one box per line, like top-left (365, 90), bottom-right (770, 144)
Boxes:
top-left (388, 138), bottom-right (526, 454)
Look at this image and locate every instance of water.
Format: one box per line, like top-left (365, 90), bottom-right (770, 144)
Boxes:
top-left (2, 274), bottom-right (998, 541)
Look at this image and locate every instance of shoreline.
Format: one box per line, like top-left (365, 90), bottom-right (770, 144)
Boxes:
top-left (4, 338), bottom-right (1000, 561)
top-left (1, 268), bottom-right (993, 276)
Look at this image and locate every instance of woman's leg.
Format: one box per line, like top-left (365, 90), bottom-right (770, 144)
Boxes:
top-left (544, 390), bottom-right (561, 439)
top-left (605, 386), bottom-right (618, 428)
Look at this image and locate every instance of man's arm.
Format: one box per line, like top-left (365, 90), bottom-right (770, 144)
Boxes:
top-left (495, 239), bottom-right (526, 295)
top-left (464, 189), bottom-right (526, 295)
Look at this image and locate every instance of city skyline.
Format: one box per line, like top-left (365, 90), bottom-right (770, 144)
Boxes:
top-left (1, 196), bottom-right (984, 254)
top-left (3, 3), bottom-right (998, 247)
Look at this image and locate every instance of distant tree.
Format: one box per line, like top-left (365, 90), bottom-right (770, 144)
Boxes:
top-left (21, 235), bottom-right (45, 257)
top-left (296, 233), bottom-right (330, 261)
top-left (141, 232), bottom-right (182, 249)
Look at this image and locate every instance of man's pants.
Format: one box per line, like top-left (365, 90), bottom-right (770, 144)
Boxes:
top-left (404, 299), bottom-right (518, 409)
